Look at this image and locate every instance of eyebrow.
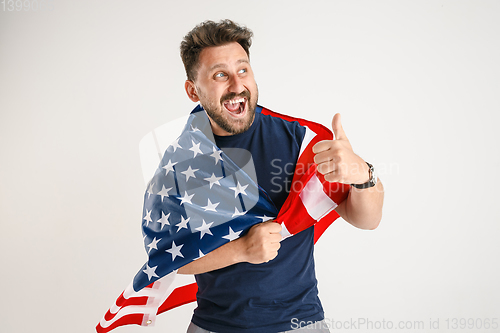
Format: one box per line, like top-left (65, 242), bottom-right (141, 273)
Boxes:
top-left (208, 59), bottom-right (249, 72)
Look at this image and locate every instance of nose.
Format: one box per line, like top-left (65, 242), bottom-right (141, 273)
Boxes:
top-left (228, 74), bottom-right (245, 94)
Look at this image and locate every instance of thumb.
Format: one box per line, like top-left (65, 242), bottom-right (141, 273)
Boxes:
top-left (332, 113), bottom-right (347, 140)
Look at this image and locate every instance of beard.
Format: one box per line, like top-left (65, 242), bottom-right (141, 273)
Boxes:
top-left (198, 86), bottom-right (258, 135)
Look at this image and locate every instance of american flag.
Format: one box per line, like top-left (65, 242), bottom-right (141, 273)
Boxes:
top-left (96, 107), bottom-right (350, 333)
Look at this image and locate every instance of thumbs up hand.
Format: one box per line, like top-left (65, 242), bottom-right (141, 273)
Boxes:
top-left (312, 113), bottom-right (369, 185)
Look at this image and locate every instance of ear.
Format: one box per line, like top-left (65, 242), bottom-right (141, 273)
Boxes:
top-left (185, 80), bottom-right (200, 102)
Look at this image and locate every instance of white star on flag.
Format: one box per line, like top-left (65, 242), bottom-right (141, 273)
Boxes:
top-left (210, 147), bottom-right (223, 164)
top-left (157, 211), bottom-right (170, 229)
top-left (190, 125), bottom-right (200, 132)
top-left (147, 182), bottom-right (155, 198)
top-left (232, 207), bottom-right (245, 217)
top-left (157, 185), bottom-right (172, 202)
top-left (166, 241), bottom-right (184, 261)
top-left (143, 209), bottom-right (153, 226)
top-left (189, 140), bottom-right (203, 158)
top-left (142, 264), bottom-right (159, 281)
top-left (181, 165), bottom-right (198, 182)
top-left (162, 159), bottom-right (177, 175)
top-left (146, 237), bottom-right (161, 254)
top-left (204, 173), bottom-right (223, 189)
top-left (170, 138), bottom-right (182, 152)
top-left (179, 191), bottom-right (194, 205)
top-left (229, 181), bottom-right (249, 197)
top-left (257, 215), bottom-right (275, 222)
top-left (175, 216), bottom-right (190, 232)
top-left (222, 227), bottom-right (242, 241)
top-left (196, 220), bottom-right (214, 239)
top-left (202, 198), bottom-right (219, 212)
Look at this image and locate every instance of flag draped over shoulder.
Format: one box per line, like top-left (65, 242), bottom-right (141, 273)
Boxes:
top-left (96, 106), bottom-right (350, 333)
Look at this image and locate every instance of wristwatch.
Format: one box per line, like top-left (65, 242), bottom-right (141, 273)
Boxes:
top-left (351, 162), bottom-right (377, 189)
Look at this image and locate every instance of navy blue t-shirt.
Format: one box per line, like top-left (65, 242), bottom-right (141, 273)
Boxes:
top-left (191, 106), bottom-right (324, 333)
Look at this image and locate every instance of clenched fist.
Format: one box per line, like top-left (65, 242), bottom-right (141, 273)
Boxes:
top-left (238, 221), bottom-right (282, 264)
top-left (312, 113), bottom-right (370, 185)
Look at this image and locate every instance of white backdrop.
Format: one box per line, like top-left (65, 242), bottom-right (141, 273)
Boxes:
top-left (1, 1), bottom-right (499, 332)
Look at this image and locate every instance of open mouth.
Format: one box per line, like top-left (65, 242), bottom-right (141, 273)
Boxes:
top-left (222, 97), bottom-right (247, 117)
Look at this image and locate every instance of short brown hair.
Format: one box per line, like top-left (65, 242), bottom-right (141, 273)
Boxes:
top-left (180, 19), bottom-right (253, 81)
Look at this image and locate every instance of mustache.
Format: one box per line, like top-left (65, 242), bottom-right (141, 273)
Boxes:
top-left (220, 90), bottom-right (251, 104)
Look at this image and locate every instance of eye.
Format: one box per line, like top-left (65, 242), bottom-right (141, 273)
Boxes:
top-left (238, 68), bottom-right (247, 74)
top-left (214, 72), bottom-right (227, 79)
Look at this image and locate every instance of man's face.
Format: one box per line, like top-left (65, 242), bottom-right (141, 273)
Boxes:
top-left (185, 42), bottom-right (258, 136)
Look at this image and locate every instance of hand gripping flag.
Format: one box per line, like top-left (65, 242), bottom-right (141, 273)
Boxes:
top-left (96, 106), bottom-right (350, 332)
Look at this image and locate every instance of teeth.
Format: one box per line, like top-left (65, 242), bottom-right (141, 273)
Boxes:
top-left (227, 98), bottom-right (245, 105)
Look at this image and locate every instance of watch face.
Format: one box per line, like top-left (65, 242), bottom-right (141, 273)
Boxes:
top-left (371, 166), bottom-right (378, 185)
top-left (366, 163), bottom-right (377, 187)
top-left (352, 162), bottom-right (377, 189)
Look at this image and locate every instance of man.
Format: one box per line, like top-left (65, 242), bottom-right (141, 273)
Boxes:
top-left (178, 20), bottom-right (383, 332)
